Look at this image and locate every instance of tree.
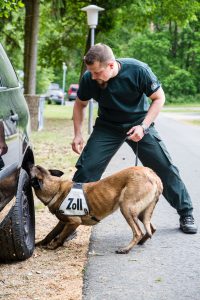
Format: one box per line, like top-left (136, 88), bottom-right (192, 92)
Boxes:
top-left (23, 0), bottom-right (40, 94)
top-left (1, 0), bottom-right (200, 100)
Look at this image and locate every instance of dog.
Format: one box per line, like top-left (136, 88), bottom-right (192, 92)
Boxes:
top-left (30, 165), bottom-right (163, 254)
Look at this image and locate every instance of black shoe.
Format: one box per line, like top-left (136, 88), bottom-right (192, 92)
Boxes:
top-left (180, 216), bottom-right (197, 234)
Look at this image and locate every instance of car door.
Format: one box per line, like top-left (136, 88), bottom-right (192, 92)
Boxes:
top-left (0, 44), bottom-right (21, 209)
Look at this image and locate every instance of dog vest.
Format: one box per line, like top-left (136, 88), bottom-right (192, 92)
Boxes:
top-left (58, 183), bottom-right (89, 216)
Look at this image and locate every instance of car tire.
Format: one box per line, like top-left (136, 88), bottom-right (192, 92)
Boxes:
top-left (0, 169), bottom-right (35, 262)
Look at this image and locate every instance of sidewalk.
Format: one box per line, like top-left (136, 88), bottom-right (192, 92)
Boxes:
top-left (83, 114), bottom-right (200, 300)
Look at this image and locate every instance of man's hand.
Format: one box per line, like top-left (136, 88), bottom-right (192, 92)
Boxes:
top-left (126, 125), bottom-right (144, 142)
top-left (72, 98), bottom-right (88, 154)
top-left (71, 134), bottom-right (84, 154)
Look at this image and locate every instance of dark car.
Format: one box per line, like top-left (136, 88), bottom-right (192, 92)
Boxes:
top-left (0, 43), bottom-right (35, 262)
top-left (68, 84), bottom-right (79, 101)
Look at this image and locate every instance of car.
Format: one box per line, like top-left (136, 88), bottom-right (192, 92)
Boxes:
top-left (68, 83), bottom-right (79, 101)
top-left (46, 83), bottom-right (65, 104)
top-left (0, 43), bottom-right (35, 262)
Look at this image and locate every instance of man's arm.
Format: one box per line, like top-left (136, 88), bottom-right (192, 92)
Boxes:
top-left (141, 86), bottom-right (165, 127)
top-left (127, 87), bottom-right (165, 141)
top-left (71, 98), bottom-right (88, 154)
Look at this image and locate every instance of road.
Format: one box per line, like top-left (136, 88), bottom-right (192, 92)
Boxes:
top-left (83, 113), bottom-right (200, 300)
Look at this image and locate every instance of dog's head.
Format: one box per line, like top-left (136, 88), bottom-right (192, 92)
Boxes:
top-left (29, 165), bottom-right (64, 205)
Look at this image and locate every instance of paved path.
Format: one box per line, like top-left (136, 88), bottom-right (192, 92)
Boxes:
top-left (83, 113), bottom-right (200, 300)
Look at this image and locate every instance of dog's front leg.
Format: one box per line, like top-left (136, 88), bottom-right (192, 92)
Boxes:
top-left (47, 223), bottom-right (79, 250)
top-left (36, 221), bottom-right (65, 247)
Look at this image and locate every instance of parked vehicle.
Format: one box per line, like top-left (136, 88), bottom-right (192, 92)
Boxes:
top-left (46, 83), bottom-right (65, 104)
top-left (0, 43), bottom-right (35, 262)
top-left (68, 83), bottom-right (79, 101)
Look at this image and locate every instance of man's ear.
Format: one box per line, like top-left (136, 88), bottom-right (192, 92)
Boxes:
top-left (49, 169), bottom-right (64, 177)
top-left (109, 62), bottom-right (114, 69)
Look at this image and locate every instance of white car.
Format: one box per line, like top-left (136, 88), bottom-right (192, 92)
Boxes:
top-left (46, 83), bottom-right (64, 104)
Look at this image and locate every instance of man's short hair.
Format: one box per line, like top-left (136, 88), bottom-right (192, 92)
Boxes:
top-left (84, 43), bottom-right (115, 65)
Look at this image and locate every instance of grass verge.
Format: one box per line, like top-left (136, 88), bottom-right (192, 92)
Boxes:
top-left (31, 103), bottom-right (87, 176)
top-left (163, 103), bottom-right (200, 113)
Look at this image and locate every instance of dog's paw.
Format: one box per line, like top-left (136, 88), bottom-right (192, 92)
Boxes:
top-left (45, 239), bottom-right (63, 250)
top-left (46, 243), bottom-right (59, 250)
top-left (115, 248), bottom-right (129, 254)
top-left (138, 233), bottom-right (151, 245)
top-left (35, 240), bottom-right (48, 247)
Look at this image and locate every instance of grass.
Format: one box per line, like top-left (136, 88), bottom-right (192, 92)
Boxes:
top-left (185, 120), bottom-right (200, 126)
top-left (165, 102), bottom-right (200, 107)
top-left (31, 104), bottom-right (89, 179)
top-left (163, 102), bottom-right (200, 113)
top-left (42, 104), bottom-right (74, 119)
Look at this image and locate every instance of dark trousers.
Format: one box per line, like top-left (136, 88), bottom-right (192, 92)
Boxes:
top-left (73, 120), bottom-right (193, 217)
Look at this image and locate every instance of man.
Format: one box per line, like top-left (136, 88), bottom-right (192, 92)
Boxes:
top-left (71, 43), bottom-right (197, 234)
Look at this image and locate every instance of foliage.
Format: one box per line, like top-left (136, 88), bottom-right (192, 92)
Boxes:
top-left (98, 1), bottom-right (200, 99)
top-left (36, 66), bottom-right (55, 94)
top-left (0, 0), bottom-right (200, 102)
top-left (0, 6), bottom-right (24, 68)
top-left (0, 0), bottom-right (24, 17)
top-left (163, 68), bottom-right (197, 96)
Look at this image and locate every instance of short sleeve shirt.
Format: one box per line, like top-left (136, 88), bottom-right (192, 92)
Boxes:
top-left (77, 58), bottom-right (160, 125)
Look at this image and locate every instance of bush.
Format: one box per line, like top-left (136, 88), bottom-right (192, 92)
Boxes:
top-left (163, 68), bottom-right (197, 96)
top-left (119, 31), bottom-right (172, 79)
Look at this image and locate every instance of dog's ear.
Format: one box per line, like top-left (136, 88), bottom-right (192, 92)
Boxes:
top-left (49, 169), bottom-right (64, 177)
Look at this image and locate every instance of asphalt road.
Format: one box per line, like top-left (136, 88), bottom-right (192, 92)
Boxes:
top-left (83, 113), bottom-right (200, 300)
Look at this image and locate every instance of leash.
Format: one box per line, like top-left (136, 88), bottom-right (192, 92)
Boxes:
top-left (125, 135), bottom-right (139, 166)
top-left (135, 142), bottom-right (138, 166)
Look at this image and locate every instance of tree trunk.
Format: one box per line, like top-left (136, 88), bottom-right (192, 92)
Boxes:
top-left (171, 21), bottom-right (178, 58)
top-left (23, 0), bottom-right (40, 94)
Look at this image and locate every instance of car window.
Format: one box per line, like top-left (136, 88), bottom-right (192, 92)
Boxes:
top-left (0, 44), bottom-right (19, 88)
top-left (0, 114), bottom-right (19, 173)
top-left (71, 87), bottom-right (77, 92)
top-left (49, 83), bottom-right (60, 90)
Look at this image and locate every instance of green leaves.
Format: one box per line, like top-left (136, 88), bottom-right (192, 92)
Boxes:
top-left (0, 0), bottom-right (24, 18)
top-left (1, 0), bottom-right (200, 100)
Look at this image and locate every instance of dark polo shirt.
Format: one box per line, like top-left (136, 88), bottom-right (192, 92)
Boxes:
top-left (77, 58), bottom-right (161, 125)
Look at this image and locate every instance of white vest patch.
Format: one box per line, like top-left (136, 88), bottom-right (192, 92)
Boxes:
top-left (58, 183), bottom-right (89, 216)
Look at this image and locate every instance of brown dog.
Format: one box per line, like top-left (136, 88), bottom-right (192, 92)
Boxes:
top-left (30, 165), bottom-right (163, 254)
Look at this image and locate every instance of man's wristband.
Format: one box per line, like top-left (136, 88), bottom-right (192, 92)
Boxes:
top-left (140, 123), bottom-right (149, 135)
